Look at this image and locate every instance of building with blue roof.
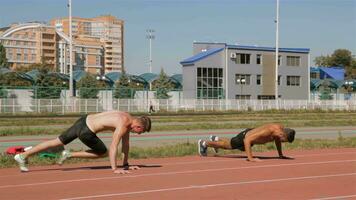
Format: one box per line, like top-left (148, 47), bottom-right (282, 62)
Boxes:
top-left (310, 67), bottom-right (345, 80)
top-left (310, 67), bottom-right (355, 100)
top-left (180, 42), bottom-right (310, 99)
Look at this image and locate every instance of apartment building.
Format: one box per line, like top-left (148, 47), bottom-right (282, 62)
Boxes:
top-left (0, 15), bottom-right (124, 75)
top-left (180, 42), bottom-right (310, 100)
top-left (0, 23), bottom-right (57, 70)
top-left (50, 15), bottom-right (124, 73)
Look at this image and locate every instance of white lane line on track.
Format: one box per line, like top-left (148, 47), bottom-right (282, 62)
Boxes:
top-left (0, 159), bottom-right (355, 189)
top-left (0, 151), bottom-right (355, 179)
top-left (162, 151), bottom-right (356, 166)
top-left (310, 194), bottom-right (356, 200)
top-left (60, 173), bottom-right (356, 200)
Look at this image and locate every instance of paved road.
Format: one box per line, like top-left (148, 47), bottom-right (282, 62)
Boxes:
top-left (0, 126), bottom-right (355, 152)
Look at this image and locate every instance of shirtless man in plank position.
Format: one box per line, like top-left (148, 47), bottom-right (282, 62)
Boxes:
top-left (198, 123), bottom-right (295, 161)
top-left (14, 111), bottom-right (151, 173)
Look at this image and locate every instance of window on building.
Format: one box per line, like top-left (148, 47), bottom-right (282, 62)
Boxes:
top-left (287, 76), bottom-right (300, 86)
top-left (278, 75), bottom-right (281, 85)
top-left (16, 53), bottom-right (21, 60)
top-left (197, 67), bottom-right (224, 99)
top-left (257, 75), bottom-right (262, 85)
top-left (24, 54), bottom-right (28, 61)
top-left (31, 54), bottom-right (36, 61)
top-left (235, 74), bottom-right (251, 85)
top-left (278, 55), bottom-right (281, 65)
top-left (311, 72), bottom-right (318, 79)
top-left (236, 95), bottom-right (251, 100)
top-left (256, 54), bottom-right (262, 65)
top-left (236, 53), bottom-right (250, 64)
top-left (96, 55), bottom-right (100, 66)
top-left (8, 51), bottom-right (13, 60)
top-left (258, 95), bottom-right (278, 100)
top-left (287, 56), bottom-right (300, 66)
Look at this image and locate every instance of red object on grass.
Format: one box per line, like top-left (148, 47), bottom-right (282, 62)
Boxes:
top-left (6, 146), bottom-right (25, 155)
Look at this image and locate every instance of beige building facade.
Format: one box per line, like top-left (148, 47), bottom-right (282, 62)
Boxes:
top-left (50, 15), bottom-right (124, 73)
top-left (0, 23), bottom-right (57, 70)
top-left (0, 15), bottom-right (124, 75)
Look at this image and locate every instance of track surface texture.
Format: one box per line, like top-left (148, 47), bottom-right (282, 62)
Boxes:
top-left (1, 148), bottom-right (355, 200)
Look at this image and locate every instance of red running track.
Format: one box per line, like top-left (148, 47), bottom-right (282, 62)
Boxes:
top-left (0, 148), bottom-right (355, 200)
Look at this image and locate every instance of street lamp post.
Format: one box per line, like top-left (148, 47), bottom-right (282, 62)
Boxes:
top-left (236, 78), bottom-right (246, 99)
top-left (345, 81), bottom-right (354, 100)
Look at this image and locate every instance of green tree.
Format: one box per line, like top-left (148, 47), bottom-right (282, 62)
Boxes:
top-left (0, 72), bottom-right (33, 87)
top-left (314, 55), bottom-right (333, 66)
top-left (35, 76), bottom-right (65, 99)
top-left (0, 74), bottom-right (7, 98)
top-left (114, 70), bottom-right (132, 99)
top-left (77, 74), bottom-right (100, 99)
top-left (0, 43), bottom-right (8, 68)
top-left (330, 49), bottom-right (353, 68)
top-left (152, 68), bottom-right (174, 99)
top-left (319, 91), bottom-right (333, 100)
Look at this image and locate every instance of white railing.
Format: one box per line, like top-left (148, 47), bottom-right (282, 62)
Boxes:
top-left (0, 98), bottom-right (356, 114)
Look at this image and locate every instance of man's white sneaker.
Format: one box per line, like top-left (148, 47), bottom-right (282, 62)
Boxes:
top-left (14, 154), bottom-right (29, 172)
top-left (198, 139), bottom-right (208, 156)
top-left (57, 150), bottom-right (71, 165)
top-left (209, 135), bottom-right (219, 154)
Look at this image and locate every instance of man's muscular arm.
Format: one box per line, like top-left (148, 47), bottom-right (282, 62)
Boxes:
top-left (109, 119), bottom-right (129, 173)
top-left (243, 132), bottom-right (262, 162)
top-left (121, 133), bottom-right (140, 171)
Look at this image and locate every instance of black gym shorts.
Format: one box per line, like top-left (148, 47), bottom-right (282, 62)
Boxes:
top-left (58, 115), bottom-right (107, 155)
top-left (230, 128), bottom-right (253, 151)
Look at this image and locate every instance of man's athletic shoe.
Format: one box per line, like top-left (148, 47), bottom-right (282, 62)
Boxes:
top-left (198, 139), bottom-right (207, 156)
top-left (57, 150), bottom-right (71, 165)
top-left (14, 154), bottom-right (29, 172)
top-left (209, 135), bottom-right (219, 154)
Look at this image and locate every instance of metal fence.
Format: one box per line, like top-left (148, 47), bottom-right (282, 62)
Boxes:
top-left (1, 98), bottom-right (356, 114)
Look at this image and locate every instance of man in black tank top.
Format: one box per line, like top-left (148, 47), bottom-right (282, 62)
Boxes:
top-left (198, 123), bottom-right (296, 162)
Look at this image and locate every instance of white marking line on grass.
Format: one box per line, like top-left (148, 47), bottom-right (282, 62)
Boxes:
top-left (0, 151), bottom-right (355, 179)
top-left (310, 194), bottom-right (356, 200)
top-left (61, 173), bottom-right (356, 200)
top-left (0, 159), bottom-right (355, 189)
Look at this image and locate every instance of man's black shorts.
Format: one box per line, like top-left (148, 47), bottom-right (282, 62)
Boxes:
top-left (230, 128), bottom-right (253, 151)
top-left (58, 115), bottom-right (107, 155)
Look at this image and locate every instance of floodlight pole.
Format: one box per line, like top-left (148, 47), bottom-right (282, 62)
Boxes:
top-left (146, 29), bottom-right (155, 74)
top-left (68, 0), bottom-right (74, 97)
top-left (275, 0), bottom-right (279, 100)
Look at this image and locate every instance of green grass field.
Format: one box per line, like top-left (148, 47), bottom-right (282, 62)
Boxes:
top-left (1, 110), bottom-right (356, 136)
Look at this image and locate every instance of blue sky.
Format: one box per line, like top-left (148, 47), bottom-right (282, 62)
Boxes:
top-left (0, 0), bottom-right (355, 75)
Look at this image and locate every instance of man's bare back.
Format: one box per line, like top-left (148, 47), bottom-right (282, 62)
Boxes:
top-left (87, 111), bottom-right (132, 134)
top-left (244, 124), bottom-right (285, 145)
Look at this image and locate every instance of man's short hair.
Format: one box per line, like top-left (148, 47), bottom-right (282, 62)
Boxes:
top-left (283, 128), bottom-right (296, 143)
top-left (139, 116), bottom-right (151, 132)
